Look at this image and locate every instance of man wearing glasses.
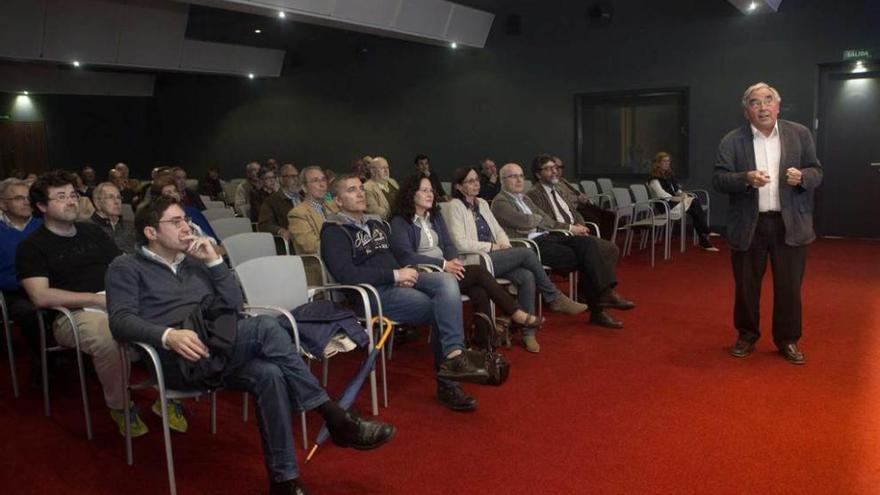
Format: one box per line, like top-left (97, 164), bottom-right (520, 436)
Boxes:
top-left (492, 162), bottom-right (634, 329)
top-left (259, 163), bottom-right (302, 241)
top-left (15, 170), bottom-right (153, 435)
top-left (713, 82), bottom-right (823, 365)
top-left (1, 178), bottom-right (44, 382)
top-left (89, 182), bottom-right (135, 253)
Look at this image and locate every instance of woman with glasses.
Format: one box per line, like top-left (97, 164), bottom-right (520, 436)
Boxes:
top-left (648, 152), bottom-right (717, 251)
top-left (442, 167), bottom-right (588, 353)
top-left (389, 173), bottom-right (542, 350)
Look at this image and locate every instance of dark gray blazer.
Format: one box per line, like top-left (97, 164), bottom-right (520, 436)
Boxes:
top-left (712, 119), bottom-right (823, 250)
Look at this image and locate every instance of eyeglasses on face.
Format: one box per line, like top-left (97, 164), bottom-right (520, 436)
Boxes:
top-left (49, 192), bottom-right (80, 202)
top-left (4, 195), bottom-right (28, 202)
top-left (502, 173), bottom-right (525, 180)
top-left (461, 178), bottom-right (480, 184)
top-left (416, 188), bottom-right (434, 194)
top-left (158, 216), bottom-right (191, 228)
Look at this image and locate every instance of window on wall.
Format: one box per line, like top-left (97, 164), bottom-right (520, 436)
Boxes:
top-left (575, 88), bottom-right (689, 180)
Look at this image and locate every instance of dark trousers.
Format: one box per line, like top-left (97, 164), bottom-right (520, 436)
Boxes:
top-left (536, 232), bottom-right (616, 307)
top-left (577, 203), bottom-right (616, 241)
top-left (2, 290), bottom-right (42, 359)
top-left (458, 265), bottom-right (520, 317)
top-left (731, 213), bottom-right (807, 348)
top-left (686, 200), bottom-right (710, 236)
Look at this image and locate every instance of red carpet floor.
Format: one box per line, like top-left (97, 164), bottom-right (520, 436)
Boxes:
top-left (1, 237), bottom-right (879, 495)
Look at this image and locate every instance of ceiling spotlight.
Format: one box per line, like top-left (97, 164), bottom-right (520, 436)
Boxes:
top-left (450, 42), bottom-right (458, 49)
top-left (248, 73), bottom-right (255, 79)
top-left (278, 11), bottom-right (286, 19)
top-left (23, 90), bottom-right (29, 95)
top-left (72, 60), bottom-right (81, 67)
top-left (747, 2), bottom-right (757, 11)
top-left (255, 29), bottom-right (262, 34)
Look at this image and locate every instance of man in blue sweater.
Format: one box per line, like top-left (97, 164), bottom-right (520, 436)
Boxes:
top-left (321, 175), bottom-right (490, 412)
top-left (106, 196), bottom-right (394, 495)
top-left (0, 178), bottom-right (43, 374)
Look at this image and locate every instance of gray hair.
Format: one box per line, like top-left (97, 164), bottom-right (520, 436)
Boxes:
top-left (0, 178), bottom-right (29, 198)
top-left (741, 82), bottom-right (782, 108)
top-left (300, 165), bottom-right (323, 179)
top-left (92, 181), bottom-right (119, 201)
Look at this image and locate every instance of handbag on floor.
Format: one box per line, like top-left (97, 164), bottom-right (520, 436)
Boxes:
top-left (471, 312), bottom-right (510, 386)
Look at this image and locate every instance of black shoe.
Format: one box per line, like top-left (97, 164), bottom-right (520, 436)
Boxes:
top-left (328, 411), bottom-right (396, 450)
top-left (730, 339), bottom-right (755, 358)
top-left (393, 326), bottom-right (420, 346)
top-left (780, 343), bottom-right (806, 365)
top-left (437, 385), bottom-right (477, 412)
top-left (589, 310), bottom-right (624, 329)
top-left (269, 479), bottom-right (309, 495)
top-left (598, 290), bottom-right (636, 311)
top-left (437, 352), bottom-right (490, 384)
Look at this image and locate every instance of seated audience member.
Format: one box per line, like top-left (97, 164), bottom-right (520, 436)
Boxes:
top-left (264, 158), bottom-right (279, 173)
top-left (287, 166), bottom-right (338, 284)
top-left (150, 177), bottom-right (220, 245)
top-left (172, 167), bottom-right (206, 211)
top-left (249, 169), bottom-right (277, 223)
top-left (234, 161), bottom-right (262, 217)
top-left (115, 162), bottom-right (140, 192)
top-left (259, 164), bottom-right (301, 240)
top-left (492, 161), bottom-right (634, 329)
top-left (90, 182), bottom-right (135, 253)
top-left (444, 167), bottom-right (588, 345)
top-left (199, 168), bottom-right (224, 201)
top-left (551, 156), bottom-right (616, 240)
top-left (414, 154), bottom-right (449, 202)
top-left (107, 196), bottom-right (394, 495)
top-left (648, 152), bottom-right (717, 251)
top-left (321, 175), bottom-right (490, 411)
top-left (109, 168), bottom-right (137, 205)
top-left (81, 166), bottom-right (97, 188)
top-left (389, 174), bottom-right (543, 352)
top-left (0, 178), bottom-right (44, 372)
top-left (15, 170), bottom-right (162, 436)
top-left (363, 157), bottom-right (399, 220)
top-left (71, 172), bottom-right (96, 221)
top-left (478, 158), bottom-right (501, 201)
top-left (137, 166), bottom-right (173, 210)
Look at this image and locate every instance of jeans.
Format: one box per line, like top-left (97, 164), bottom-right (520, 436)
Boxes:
top-left (374, 272), bottom-right (466, 388)
top-left (488, 247), bottom-right (561, 314)
top-left (163, 315), bottom-right (329, 482)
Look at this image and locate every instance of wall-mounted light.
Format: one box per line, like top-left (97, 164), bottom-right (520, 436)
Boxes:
top-left (747, 2), bottom-right (757, 11)
top-left (248, 73), bottom-right (255, 79)
top-left (72, 60), bottom-right (81, 67)
top-left (853, 60), bottom-right (867, 73)
top-left (450, 42), bottom-right (458, 49)
top-left (278, 11), bottom-right (286, 19)
top-left (22, 91), bottom-right (29, 95)
top-left (255, 29), bottom-right (262, 34)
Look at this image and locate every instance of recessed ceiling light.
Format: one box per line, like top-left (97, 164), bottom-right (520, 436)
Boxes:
top-left (748, 2), bottom-right (757, 11)
top-left (450, 42), bottom-right (458, 49)
top-left (255, 29), bottom-right (262, 34)
top-left (278, 11), bottom-right (286, 19)
top-left (248, 73), bottom-right (255, 79)
top-left (23, 91), bottom-right (29, 95)
top-left (72, 60), bottom-right (81, 67)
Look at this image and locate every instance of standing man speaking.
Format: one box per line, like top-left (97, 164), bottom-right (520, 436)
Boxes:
top-left (713, 82), bottom-right (823, 365)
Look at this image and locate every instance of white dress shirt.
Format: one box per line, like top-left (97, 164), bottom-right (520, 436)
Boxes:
top-left (752, 123), bottom-right (781, 212)
top-left (541, 183), bottom-right (575, 224)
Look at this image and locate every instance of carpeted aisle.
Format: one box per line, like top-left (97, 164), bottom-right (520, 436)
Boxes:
top-left (1, 238), bottom-right (878, 494)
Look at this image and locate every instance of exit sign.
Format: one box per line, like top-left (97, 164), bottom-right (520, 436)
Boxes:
top-left (843, 48), bottom-right (874, 60)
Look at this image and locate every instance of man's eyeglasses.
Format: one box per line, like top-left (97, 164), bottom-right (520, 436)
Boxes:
top-left (305, 177), bottom-right (327, 184)
top-left (3, 195), bottom-right (28, 202)
top-left (502, 173), bottom-right (525, 180)
top-left (539, 165), bottom-right (558, 172)
top-left (281, 174), bottom-right (299, 179)
top-left (158, 216), bottom-right (191, 228)
top-left (48, 192), bottom-right (80, 202)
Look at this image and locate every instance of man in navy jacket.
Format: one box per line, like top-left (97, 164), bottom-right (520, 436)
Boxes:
top-left (321, 175), bottom-right (490, 412)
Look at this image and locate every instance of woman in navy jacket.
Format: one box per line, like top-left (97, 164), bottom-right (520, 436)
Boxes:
top-left (389, 174), bottom-right (541, 348)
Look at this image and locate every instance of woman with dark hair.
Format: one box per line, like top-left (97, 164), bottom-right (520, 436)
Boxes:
top-left (647, 152), bottom-right (717, 251)
top-left (199, 167), bottom-right (224, 201)
top-left (389, 173), bottom-right (542, 351)
top-left (443, 167), bottom-right (588, 352)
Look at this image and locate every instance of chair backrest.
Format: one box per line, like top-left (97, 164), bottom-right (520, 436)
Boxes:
top-left (612, 187), bottom-right (633, 212)
top-left (224, 232), bottom-right (278, 267)
top-left (523, 179), bottom-right (533, 191)
top-left (597, 178), bottom-right (614, 194)
top-left (235, 255), bottom-right (310, 311)
top-left (203, 200), bottom-right (226, 209)
top-left (201, 208), bottom-right (236, 221)
top-left (209, 217), bottom-right (253, 241)
top-left (222, 182), bottom-right (239, 203)
top-left (628, 184), bottom-right (652, 216)
top-left (185, 179), bottom-right (199, 190)
top-left (440, 182), bottom-right (452, 195)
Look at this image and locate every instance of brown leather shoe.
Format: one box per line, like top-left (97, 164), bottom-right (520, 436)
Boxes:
top-left (780, 343), bottom-right (806, 365)
top-left (598, 290), bottom-right (636, 311)
top-left (730, 339), bottom-right (755, 358)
